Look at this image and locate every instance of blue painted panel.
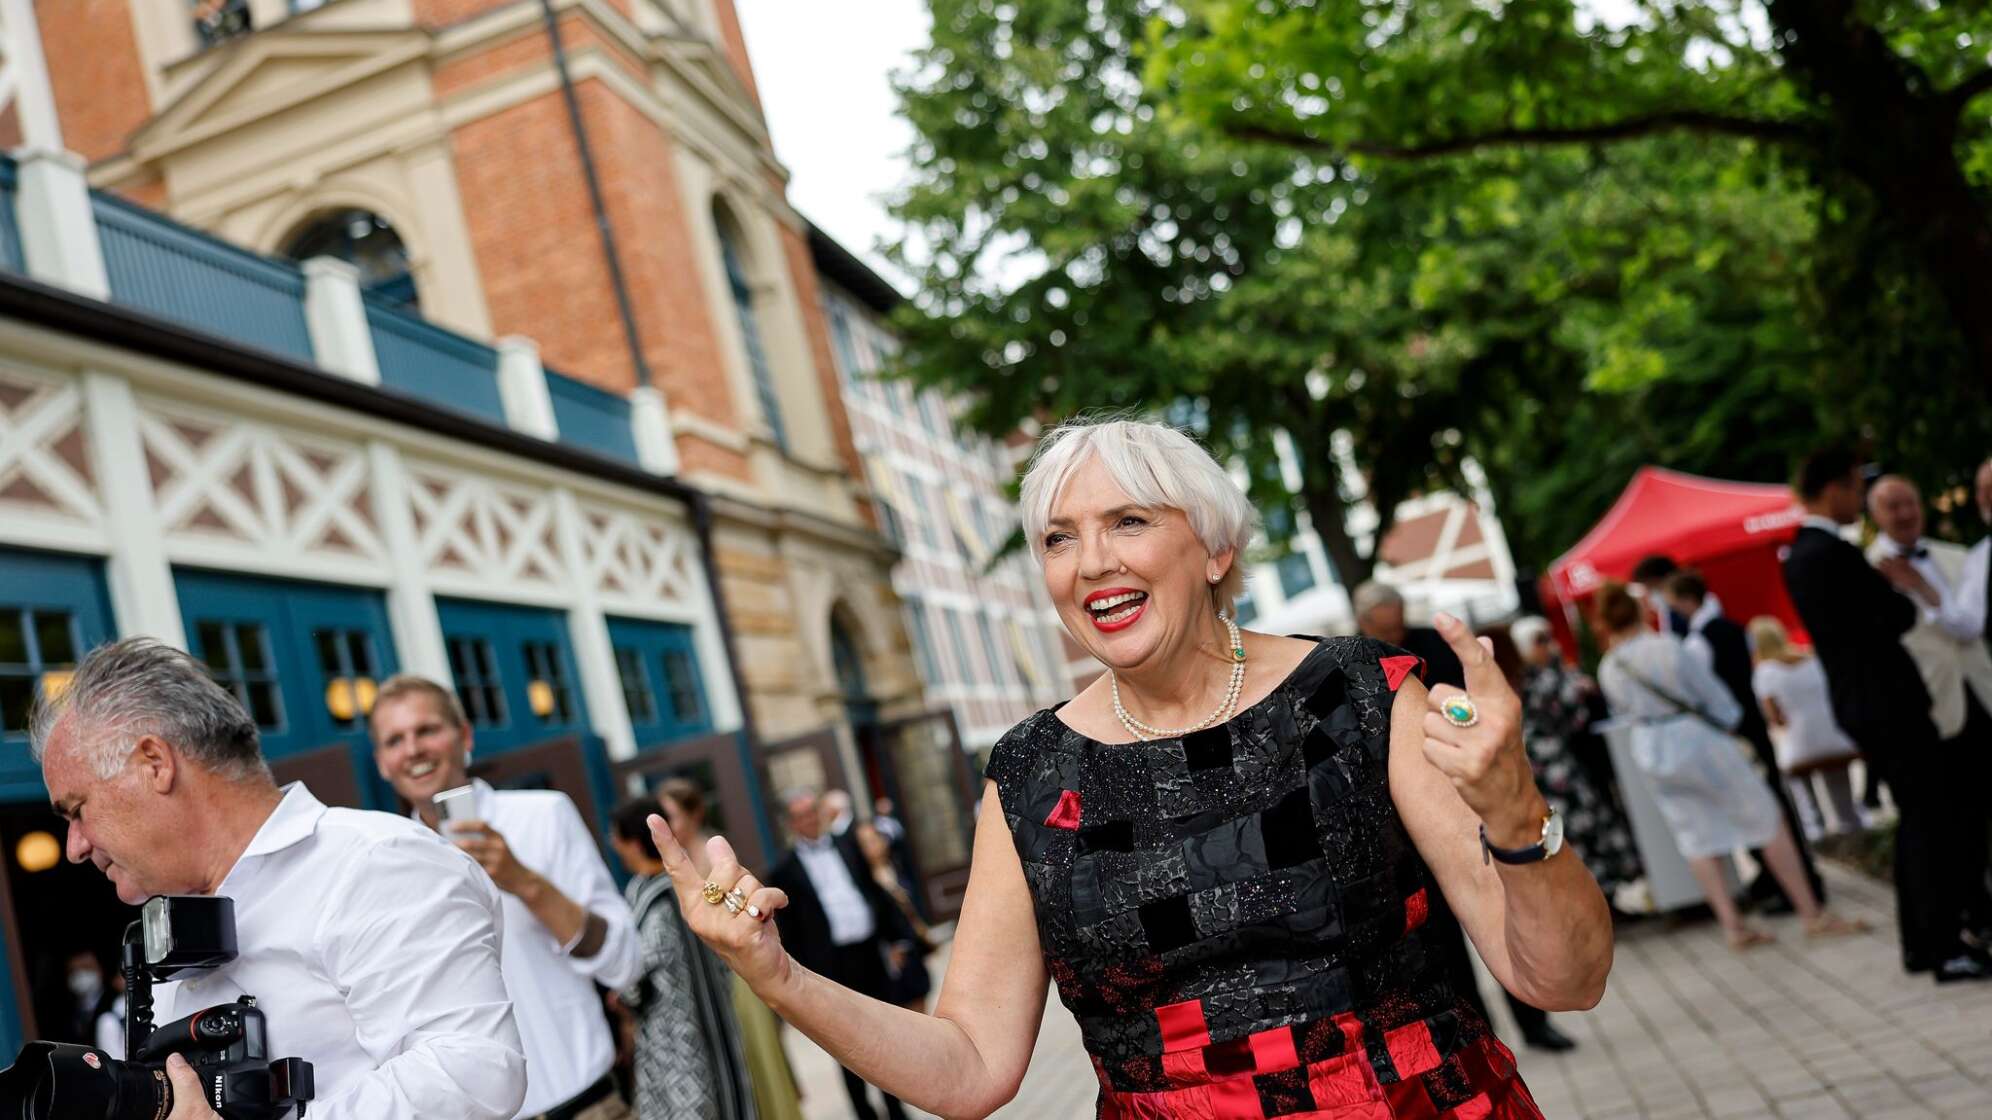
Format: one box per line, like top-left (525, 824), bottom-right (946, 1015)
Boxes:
top-left (365, 298), bottom-right (507, 423)
top-left (0, 547), bottom-right (116, 1058)
top-left (546, 370), bottom-right (639, 466)
top-left (605, 616), bottom-right (713, 748)
top-left (173, 570), bottom-right (400, 808)
top-left (434, 599), bottom-right (588, 754)
top-left (0, 156), bottom-right (23, 273)
top-left (0, 549), bottom-right (115, 799)
top-left (91, 194), bottom-right (315, 361)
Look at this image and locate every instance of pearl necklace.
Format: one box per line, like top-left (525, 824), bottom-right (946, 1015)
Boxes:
top-left (1111, 610), bottom-right (1248, 742)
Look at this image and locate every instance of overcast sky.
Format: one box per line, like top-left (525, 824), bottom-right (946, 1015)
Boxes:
top-left (735, 0), bottom-right (931, 286)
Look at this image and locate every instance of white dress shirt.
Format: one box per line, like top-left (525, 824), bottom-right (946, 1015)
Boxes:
top-left (1866, 535), bottom-right (1992, 737)
top-left (154, 784), bottom-right (526, 1120)
top-left (1957, 537), bottom-right (1989, 640)
top-left (1680, 592), bottom-right (1727, 675)
top-left (794, 836), bottom-right (875, 946)
top-left (434, 780), bottom-right (640, 1118)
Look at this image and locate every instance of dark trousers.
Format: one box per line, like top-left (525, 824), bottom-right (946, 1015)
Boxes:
top-left (1857, 706), bottom-right (1989, 971)
top-left (1941, 692), bottom-right (1992, 933)
top-left (1738, 722), bottom-right (1828, 906)
top-left (822, 939), bottom-right (910, 1120)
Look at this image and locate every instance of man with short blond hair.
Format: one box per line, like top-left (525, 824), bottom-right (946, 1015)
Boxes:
top-left (369, 673), bottom-right (638, 1119)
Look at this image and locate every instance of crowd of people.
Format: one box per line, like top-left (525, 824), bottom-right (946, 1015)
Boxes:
top-left (22, 423), bottom-right (1990, 1120)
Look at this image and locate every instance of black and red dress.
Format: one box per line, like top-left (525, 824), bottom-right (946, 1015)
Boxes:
top-left (985, 637), bottom-right (1542, 1119)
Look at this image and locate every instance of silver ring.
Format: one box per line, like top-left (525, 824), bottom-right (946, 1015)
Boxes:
top-left (745, 903), bottom-right (763, 920)
top-left (1440, 694), bottom-right (1480, 729)
top-left (722, 888), bottom-right (746, 914)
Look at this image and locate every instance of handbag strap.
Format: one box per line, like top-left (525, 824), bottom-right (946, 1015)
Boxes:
top-left (1613, 653), bottom-right (1728, 734)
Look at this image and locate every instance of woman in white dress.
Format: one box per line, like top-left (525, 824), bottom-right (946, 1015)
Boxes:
top-left (1747, 616), bottom-right (1864, 838)
top-left (1594, 582), bottom-right (1865, 949)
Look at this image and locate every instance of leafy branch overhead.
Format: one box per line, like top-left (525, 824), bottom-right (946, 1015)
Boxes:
top-left (884, 0), bottom-right (1992, 587)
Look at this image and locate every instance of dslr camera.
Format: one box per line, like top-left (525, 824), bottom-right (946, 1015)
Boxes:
top-left (0, 896), bottom-right (314, 1119)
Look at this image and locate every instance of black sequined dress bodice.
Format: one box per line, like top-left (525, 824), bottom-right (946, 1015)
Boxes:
top-left (984, 637), bottom-right (1540, 1119)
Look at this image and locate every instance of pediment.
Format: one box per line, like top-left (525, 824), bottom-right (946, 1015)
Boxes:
top-left (132, 29), bottom-right (431, 163)
top-left (661, 36), bottom-right (762, 127)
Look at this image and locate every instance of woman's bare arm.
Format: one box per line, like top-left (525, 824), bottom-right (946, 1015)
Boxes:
top-left (649, 787), bottom-right (1048, 1119)
top-left (1386, 624), bottom-right (1614, 1012)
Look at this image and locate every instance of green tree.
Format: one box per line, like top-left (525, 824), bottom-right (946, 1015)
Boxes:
top-left (1155, 0), bottom-right (1992, 459)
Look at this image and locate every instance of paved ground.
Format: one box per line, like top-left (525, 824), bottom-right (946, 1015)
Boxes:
top-left (787, 862), bottom-right (1992, 1119)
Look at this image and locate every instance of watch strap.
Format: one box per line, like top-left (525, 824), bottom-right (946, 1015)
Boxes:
top-left (1480, 820), bottom-right (1551, 866)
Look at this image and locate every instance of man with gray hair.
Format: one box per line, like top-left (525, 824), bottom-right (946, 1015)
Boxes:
top-left (767, 787), bottom-right (915, 1120)
top-left (33, 638), bottom-right (529, 1117)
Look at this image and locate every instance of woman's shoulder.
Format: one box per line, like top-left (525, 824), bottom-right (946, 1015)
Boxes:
top-left (984, 706), bottom-right (1072, 792)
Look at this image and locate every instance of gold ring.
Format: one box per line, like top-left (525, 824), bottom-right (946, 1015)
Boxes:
top-left (1440, 695), bottom-right (1480, 729)
top-left (701, 881), bottom-right (725, 906)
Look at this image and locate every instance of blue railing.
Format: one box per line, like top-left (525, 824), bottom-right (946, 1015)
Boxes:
top-left (365, 296), bottom-right (508, 424)
top-left (0, 156), bottom-right (22, 273)
top-left (92, 192), bottom-right (316, 361)
top-left (547, 369), bottom-right (640, 465)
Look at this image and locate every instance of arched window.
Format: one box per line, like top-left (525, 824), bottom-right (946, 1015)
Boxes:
top-left (714, 214), bottom-right (788, 452)
top-left (282, 209), bottom-right (418, 310)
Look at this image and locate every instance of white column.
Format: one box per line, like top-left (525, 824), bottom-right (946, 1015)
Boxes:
top-left (630, 385), bottom-right (679, 475)
top-left (551, 487), bottom-right (637, 760)
top-left (495, 336), bottom-right (558, 440)
top-left (366, 441), bottom-right (451, 681)
top-left (14, 148), bottom-right (109, 300)
top-left (0, 0), bottom-right (65, 150)
top-left (301, 257), bottom-right (382, 385)
top-left (80, 371), bottom-right (185, 645)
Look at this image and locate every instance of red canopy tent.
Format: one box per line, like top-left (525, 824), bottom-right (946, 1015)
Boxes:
top-left (1541, 467), bottom-right (1809, 653)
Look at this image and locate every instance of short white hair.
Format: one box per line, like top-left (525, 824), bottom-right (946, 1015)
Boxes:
top-left (1019, 418), bottom-right (1258, 611)
top-left (1510, 615), bottom-right (1553, 650)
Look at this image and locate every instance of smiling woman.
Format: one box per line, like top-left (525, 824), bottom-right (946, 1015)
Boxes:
top-left (643, 418), bottom-right (1613, 1119)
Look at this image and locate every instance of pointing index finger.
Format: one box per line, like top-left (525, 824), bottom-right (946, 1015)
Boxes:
top-left (1432, 612), bottom-right (1501, 692)
top-left (646, 813), bottom-right (700, 888)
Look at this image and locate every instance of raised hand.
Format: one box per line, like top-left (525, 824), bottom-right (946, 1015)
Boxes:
top-left (1417, 613), bottom-right (1548, 850)
top-left (645, 816), bottom-right (795, 992)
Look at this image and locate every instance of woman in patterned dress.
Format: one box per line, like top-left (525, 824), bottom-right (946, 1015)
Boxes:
top-left (1503, 618), bottom-right (1644, 899)
top-left (639, 420), bottom-right (1615, 1118)
top-left (609, 794), bottom-right (757, 1120)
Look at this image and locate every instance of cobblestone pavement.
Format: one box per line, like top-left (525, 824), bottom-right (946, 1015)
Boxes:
top-left (787, 863), bottom-right (1992, 1119)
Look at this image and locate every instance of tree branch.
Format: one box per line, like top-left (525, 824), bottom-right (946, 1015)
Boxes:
top-left (1226, 109), bottom-right (1813, 160)
top-left (1942, 67), bottom-right (1992, 117)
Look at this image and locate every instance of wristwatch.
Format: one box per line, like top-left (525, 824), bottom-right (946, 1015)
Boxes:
top-left (1480, 809), bottom-right (1565, 866)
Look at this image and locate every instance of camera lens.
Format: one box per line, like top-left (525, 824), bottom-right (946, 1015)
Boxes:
top-left (0, 1042), bottom-right (169, 1120)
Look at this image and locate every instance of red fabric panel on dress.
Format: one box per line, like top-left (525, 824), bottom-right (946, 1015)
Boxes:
top-left (1403, 887), bottom-right (1429, 934)
top-left (1383, 1079), bottom-right (1441, 1120)
top-left (1161, 1048), bottom-right (1208, 1086)
top-left (1247, 1024), bottom-right (1299, 1074)
top-left (1156, 998), bottom-right (1212, 1051)
top-left (1379, 655), bottom-right (1425, 691)
top-left (1206, 1077), bottom-right (1264, 1118)
top-left (1385, 1021), bottom-right (1443, 1080)
top-left (1304, 1051), bottom-right (1387, 1113)
top-left (1045, 789), bottom-right (1083, 830)
top-left (1451, 1092), bottom-right (1494, 1120)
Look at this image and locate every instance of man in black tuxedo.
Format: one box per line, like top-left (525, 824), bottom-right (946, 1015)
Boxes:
top-left (1631, 554), bottom-right (1691, 637)
top-left (1351, 581), bottom-right (1577, 1052)
top-left (769, 789), bottom-right (917, 1119)
top-left (1781, 447), bottom-right (1990, 982)
top-left (1661, 569), bottom-right (1827, 907)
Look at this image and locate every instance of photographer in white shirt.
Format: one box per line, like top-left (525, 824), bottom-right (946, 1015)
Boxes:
top-left (32, 639), bottom-right (527, 1120)
top-left (369, 675), bottom-right (639, 1120)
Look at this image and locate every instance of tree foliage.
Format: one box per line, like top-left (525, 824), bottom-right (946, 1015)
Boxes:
top-left (886, 0), bottom-right (1991, 588)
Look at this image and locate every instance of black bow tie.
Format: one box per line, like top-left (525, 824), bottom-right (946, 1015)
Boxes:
top-left (1905, 546), bottom-right (1929, 559)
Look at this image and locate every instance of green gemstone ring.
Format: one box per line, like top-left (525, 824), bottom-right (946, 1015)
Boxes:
top-left (1440, 695), bottom-right (1480, 729)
